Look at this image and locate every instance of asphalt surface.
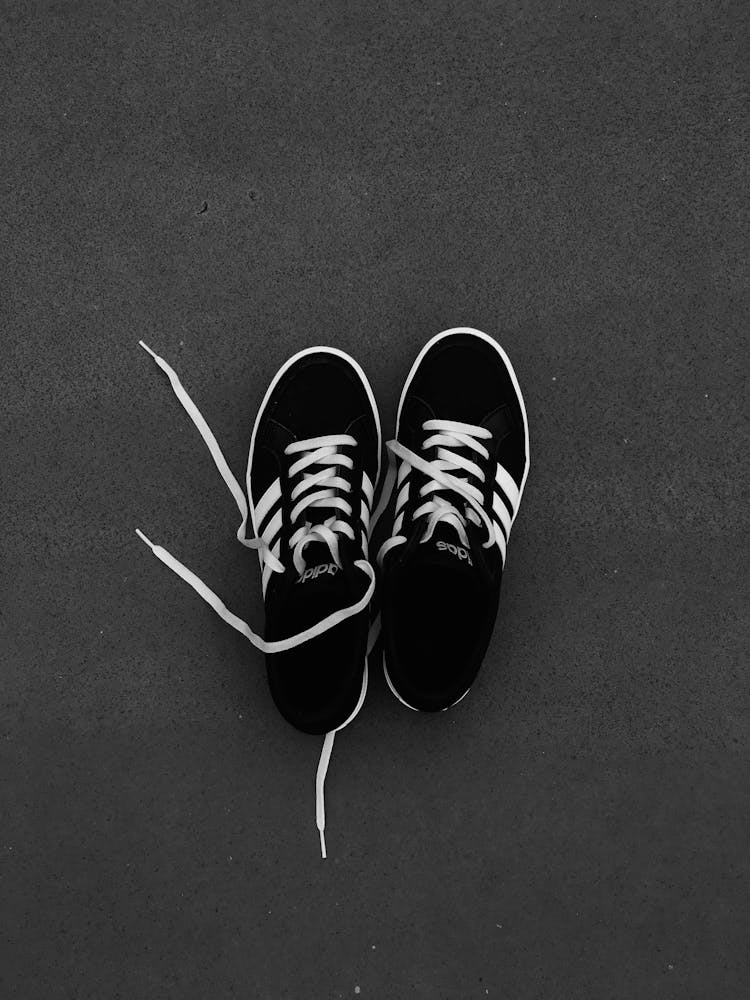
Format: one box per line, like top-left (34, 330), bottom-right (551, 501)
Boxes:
top-left (3, 2), bottom-right (749, 998)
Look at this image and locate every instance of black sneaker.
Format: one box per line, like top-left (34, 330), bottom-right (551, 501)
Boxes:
top-left (247, 346), bottom-right (381, 736)
top-left (136, 342), bottom-right (380, 858)
top-left (372, 327), bottom-right (530, 712)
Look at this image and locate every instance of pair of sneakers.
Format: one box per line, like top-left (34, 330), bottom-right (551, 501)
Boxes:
top-left (137, 327), bottom-right (530, 858)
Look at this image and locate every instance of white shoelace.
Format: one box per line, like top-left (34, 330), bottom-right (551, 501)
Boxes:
top-left (374, 419), bottom-right (499, 565)
top-left (136, 341), bottom-right (376, 858)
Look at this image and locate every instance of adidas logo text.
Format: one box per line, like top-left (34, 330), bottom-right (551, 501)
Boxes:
top-left (297, 563), bottom-right (340, 583)
top-left (436, 540), bottom-right (473, 565)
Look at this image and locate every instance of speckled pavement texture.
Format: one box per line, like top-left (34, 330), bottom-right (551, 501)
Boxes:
top-left (3, 2), bottom-right (749, 997)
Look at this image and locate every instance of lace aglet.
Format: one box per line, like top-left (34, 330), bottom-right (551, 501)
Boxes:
top-left (135, 528), bottom-right (154, 549)
top-left (138, 339), bottom-right (158, 360)
top-left (316, 730), bottom-right (335, 860)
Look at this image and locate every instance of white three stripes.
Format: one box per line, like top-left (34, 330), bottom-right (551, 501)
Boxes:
top-left (393, 461), bottom-right (521, 566)
top-left (254, 471), bottom-right (376, 592)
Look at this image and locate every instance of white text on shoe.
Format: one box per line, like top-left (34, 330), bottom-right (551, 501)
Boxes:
top-left (297, 564), bottom-right (341, 583)
top-left (436, 540), bottom-right (473, 565)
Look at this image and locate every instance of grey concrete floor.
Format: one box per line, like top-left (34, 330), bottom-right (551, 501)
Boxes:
top-left (3, 2), bottom-right (749, 997)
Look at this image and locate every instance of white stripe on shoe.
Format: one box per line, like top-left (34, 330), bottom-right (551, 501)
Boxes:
top-left (495, 463), bottom-right (520, 519)
top-left (254, 478), bottom-right (282, 531)
top-left (492, 492), bottom-right (512, 540)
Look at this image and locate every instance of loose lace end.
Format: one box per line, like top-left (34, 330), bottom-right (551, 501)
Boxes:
top-left (316, 731), bottom-right (335, 861)
top-left (138, 339), bottom-right (158, 360)
top-left (135, 528), bottom-right (154, 549)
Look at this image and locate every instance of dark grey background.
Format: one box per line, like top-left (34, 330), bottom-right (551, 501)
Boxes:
top-left (3, 1), bottom-right (749, 997)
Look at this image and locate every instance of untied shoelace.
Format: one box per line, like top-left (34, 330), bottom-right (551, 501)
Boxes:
top-left (136, 341), bottom-right (376, 859)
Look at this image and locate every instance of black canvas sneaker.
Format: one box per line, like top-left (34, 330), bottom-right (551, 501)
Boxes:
top-left (247, 346), bottom-right (381, 736)
top-left (372, 328), bottom-right (530, 712)
top-left (136, 343), bottom-right (381, 858)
